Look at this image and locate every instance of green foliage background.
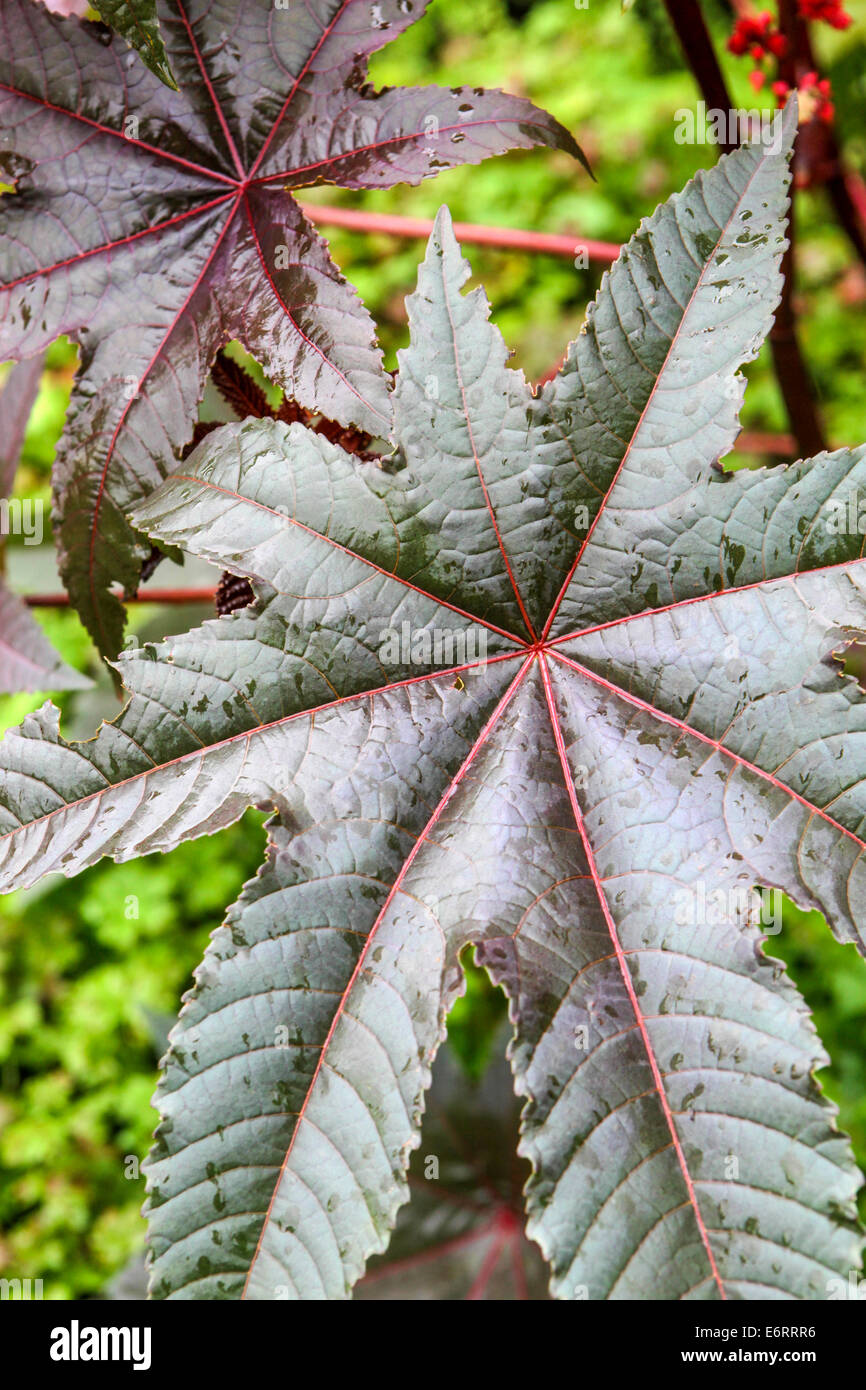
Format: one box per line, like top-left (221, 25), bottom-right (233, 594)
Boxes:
top-left (2, 0), bottom-right (866, 1298)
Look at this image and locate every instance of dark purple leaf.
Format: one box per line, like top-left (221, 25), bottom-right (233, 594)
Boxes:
top-left (0, 582), bottom-right (91, 691)
top-left (357, 1037), bottom-right (549, 1300)
top-left (0, 0), bottom-right (583, 656)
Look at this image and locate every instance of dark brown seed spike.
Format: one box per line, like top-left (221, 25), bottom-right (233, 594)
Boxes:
top-left (313, 417), bottom-right (376, 460)
top-left (139, 543), bottom-right (164, 586)
top-left (181, 419), bottom-right (222, 459)
top-left (215, 571), bottom-right (256, 616)
top-left (276, 397), bottom-right (313, 427)
top-left (211, 351), bottom-right (272, 420)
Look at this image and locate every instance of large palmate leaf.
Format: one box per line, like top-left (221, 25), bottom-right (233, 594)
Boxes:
top-left (0, 0), bottom-right (582, 658)
top-left (0, 357), bottom-right (91, 691)
top-left (1, 107), bottom-right (865, 1300)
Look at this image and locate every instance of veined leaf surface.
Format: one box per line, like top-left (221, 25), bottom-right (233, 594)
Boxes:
top-left (0, 0), bottom-right (583, 655)
top-left (0, 109), bottom-right (864, 1298)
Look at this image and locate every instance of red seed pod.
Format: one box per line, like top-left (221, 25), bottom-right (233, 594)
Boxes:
top-left (798, 0), bottom-right (853, 29)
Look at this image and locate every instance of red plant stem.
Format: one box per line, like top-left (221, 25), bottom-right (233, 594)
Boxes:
top-left (771, 1), bottom-right (826, 456)
top-left (773, 213), bottom-right (827, 454)
top-left (663, 0), bottom-right (825, 456)
top-left (663, 0), bottom-right (738, 153)
top-left (24, 588), bottom-right (217, 608)
top-left (466, 1223), bottom-right (510, 1301)
top-left (298, 202), bottom-right (620, 264)
top-left (832, 172), bottom-right (866, 261)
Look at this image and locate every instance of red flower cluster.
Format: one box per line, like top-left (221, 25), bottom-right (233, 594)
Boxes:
top-left (798, 0), bottom-right (852, 28)
top-left (727, 3), bottom-right (851, 118)
top-left (769, 72), bottom-right (834, 122)
top-left (727, 10), bottom-right (787, 59)
top-left (798, 70), bottom-right (835, 121)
